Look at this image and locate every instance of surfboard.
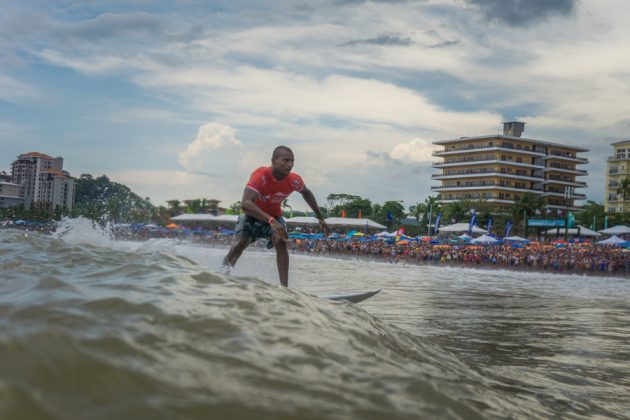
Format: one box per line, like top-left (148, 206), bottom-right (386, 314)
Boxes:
top-left (320, 289), bottom-right (381, 303)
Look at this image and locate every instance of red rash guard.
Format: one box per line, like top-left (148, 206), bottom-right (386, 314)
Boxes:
top-left (245, 166), bottom-right (304, 217)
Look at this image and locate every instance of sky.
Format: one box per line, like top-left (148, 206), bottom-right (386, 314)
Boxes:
top-left (1, 0), bottom-right (629, 211)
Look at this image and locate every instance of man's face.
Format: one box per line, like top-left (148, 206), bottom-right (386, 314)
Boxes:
top-left (271, 150), bottom-right (294, 176)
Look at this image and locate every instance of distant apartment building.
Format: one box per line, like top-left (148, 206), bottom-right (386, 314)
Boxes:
top-left (605, 140), bottom-right (630, 213)
top-left (431, 122), bottom-right (588, 212)
top-left (0, 170), bottom-right (23, 208)
top-left (10, 152), bottom-right (75, 212)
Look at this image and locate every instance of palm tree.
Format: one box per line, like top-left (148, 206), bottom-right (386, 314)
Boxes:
top-left (408, 202), bottom-right (426, 222)
top-left (512, 192), bottom-right (545, 233)
top-left (282, 199), bottom-right (293, 218)
top-left (617, 177), bottom-right (630, 200)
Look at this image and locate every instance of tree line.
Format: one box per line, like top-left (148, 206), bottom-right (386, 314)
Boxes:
top-left (2, 173), bottom-right (630, 236)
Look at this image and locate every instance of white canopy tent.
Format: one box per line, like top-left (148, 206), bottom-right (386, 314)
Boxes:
top-left (598, 225), bottom-right (630, 235)
top-left (438, 222), bottom-right (487, 234)
top-left (504, 236), bottom-right (530, 243)
top-left (375, 230), bottom-right (396, 237)
top-left (596, 235), bottom-right (627, 245)
top-left (170, 214), bottom-right (238, 223)
top-left (324, 217), bottom-right (386, 230)
top-left (285, 216), bottom-right (321, 225)
top-left (545, 225), bottom-right (601, 237)
top-left (470, 234), bottom-right (499, 244)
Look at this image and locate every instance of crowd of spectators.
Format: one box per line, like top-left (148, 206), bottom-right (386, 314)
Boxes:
top-left (117, 224), bottom-right (630, 276)
top-left (4, 219), bottom-right (628, 276)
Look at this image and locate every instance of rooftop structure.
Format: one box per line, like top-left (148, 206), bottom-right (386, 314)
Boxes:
top-left (605, 140), bottom-right (630, 213)
top-left (431, 122), bottom-right (589, 211)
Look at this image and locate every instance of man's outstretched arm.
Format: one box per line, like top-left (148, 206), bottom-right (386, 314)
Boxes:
top-left (241, 187), bottom-right (287, 240)
top-left (300, 186), bottom-right (329, 236)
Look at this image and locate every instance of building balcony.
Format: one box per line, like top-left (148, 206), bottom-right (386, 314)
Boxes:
top-left (543, 191), bottom-right (587, 199)
top-left (432, 158), bottom-right (545, 169)
top-left (545, 178), bottom-right (588, 187)
top-left (431, 183), bottom-right (544, 194)
top-left (545, 165), bottom-right (588, 176)
top-left (545, 153), bottom-right (589, 164)
top-left (433, 145), bottom-right (546, 157)
top-left (607, 155), bottom-right (628, 162)
top-left (437, 195), bottom-right (515, 204)
top-left (432, 171), bottom-right (543, 181)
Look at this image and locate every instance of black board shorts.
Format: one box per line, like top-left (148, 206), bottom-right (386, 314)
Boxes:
top-left (234, 214), bottom-right (286, 249)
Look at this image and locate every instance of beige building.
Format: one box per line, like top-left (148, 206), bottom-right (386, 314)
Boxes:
top-left (432, 122), bottom-right (588, 212)
top-left (0, 171), bottom-right (23, 208)
top-left (605, 140), bottom-right (630, 213)
top-left (10, 152), bottom-right (75, 212)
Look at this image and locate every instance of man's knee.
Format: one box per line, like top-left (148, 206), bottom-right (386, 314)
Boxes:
top-left (272, 234), bottom-right (287, 249)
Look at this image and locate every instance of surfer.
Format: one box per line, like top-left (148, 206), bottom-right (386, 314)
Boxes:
top-left (222, 146), bottom-right (329, 287)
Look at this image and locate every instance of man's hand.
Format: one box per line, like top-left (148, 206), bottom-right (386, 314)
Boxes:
top-left (318, 218), bottom-right (330, 237)
top-left (270, 219), bottom-right (288, 242)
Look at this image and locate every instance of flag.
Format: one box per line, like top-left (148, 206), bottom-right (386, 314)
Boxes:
top-left (504, 221), bottom-right (512, 238)
top-left (486, 217), bottom-right (493, 234)
top-left (557, 209), bottom-right (563, 216)
top-left (546, 208), bottom-right (552, 215)
top-left (341, 209), bottom-right (346, 218)
top-left (590, 215), bottom-right (595, 230)
top-left (605, 215), bottom-right (608, 229)
top-left (358, 209), bottom-right (362, 219)
top-left (568, 212), bottom-right (575, 228)
top-left (397, 228), bottom-right (405, 236)
top-left (386, 211), bottom-right (393, 222)
top-left (434, 213), bottom-right (441, 232)
top-left (468, 210), bottom-right (476, 234)
top-left (535, 209), bottom-right (541, 215)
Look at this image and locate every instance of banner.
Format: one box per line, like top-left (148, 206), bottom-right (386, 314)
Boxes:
top-left (504, 221), bottom-right (512, 238)
top-left (486, 217), bottom-right (493, 234)
top-left (434, 213), bottom-right (441, 233)
top-left (468, 211), bottom-right (476, 234)
top-left (528, 219), bottom-right (565, 227)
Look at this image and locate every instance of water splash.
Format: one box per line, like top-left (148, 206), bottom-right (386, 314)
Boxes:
top-left (53, 216), bottom-right (114, 245)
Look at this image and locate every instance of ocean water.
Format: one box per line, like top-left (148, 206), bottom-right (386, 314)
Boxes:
top-left (1, 219), bottom-right (629, 419)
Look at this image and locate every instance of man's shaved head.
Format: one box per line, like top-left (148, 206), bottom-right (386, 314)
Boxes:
top-left (272, 146), bottom-right (293, 160)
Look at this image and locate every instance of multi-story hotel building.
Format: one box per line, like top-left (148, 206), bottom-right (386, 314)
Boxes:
top-left (431, 122), bottom-right (588, 212)
top-left (10, 152), bottom-right (75, 212)
top-left (605, 140), bottom-right (630, 213)
top-left (0, 171), bottom-right (23, 208)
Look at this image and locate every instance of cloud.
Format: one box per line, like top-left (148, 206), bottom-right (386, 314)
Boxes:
top-left (467, 0), bottom-right (578, 26)
top-left (0, 74), bottom-right (39, 102)
top-left (341, 32), bottom-right (413, 47)
top-left (178, 122), bottom-right (245, 173)
top-left (390, 137), bottom-right (434, 162)
top-left (61, 12), bottom-right (166, 42)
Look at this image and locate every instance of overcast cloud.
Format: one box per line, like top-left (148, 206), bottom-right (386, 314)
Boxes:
top-left (0, 0), bottom-right (627, 210)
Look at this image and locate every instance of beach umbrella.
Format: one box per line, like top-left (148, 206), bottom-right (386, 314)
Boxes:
top-left (458, 233), bottom-right (472, 240)
top-left (165, 223), bottom-right (180, 229)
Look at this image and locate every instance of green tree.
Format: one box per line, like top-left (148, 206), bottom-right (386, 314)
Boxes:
top-left (511, 192), bottom-right (546, 234)
top-left (576, 200), bottom-right (605, 230)
top-left (443, 201), bottom-right (469, 223)
top-left (617, 177), bottom-right (630, 200)
top-left (408, 202), bottom-right (427, 223)
top-left (228, 201), bottom-right (242, 215)
top-left (72, 175), bottom-right (156, 223)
